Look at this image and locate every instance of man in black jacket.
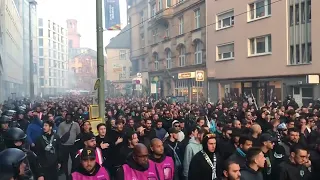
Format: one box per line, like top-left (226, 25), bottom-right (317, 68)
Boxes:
top-left (35, 120), bottom-right (61, 180)
top-left (275, 145), bottom-right (312, 180)
top-left (240, 147), bottom-right (265, 180)
top-left (227, 135), bottom-right (253, 169)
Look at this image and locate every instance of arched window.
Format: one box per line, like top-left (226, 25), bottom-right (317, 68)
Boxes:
top-left (179, 46), bottom-right (186, 67)
top-left (154, 53), bottom-right (159, 71)
top-left (195, 41), bottom-right (203, 64)
top-left (166, 49), bottom-right (172, 69)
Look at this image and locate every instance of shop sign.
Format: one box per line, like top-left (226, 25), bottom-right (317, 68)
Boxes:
top-left (196, 70), bottom-right (205, 81)
top-left (178, 72), bottom-right (195, 79)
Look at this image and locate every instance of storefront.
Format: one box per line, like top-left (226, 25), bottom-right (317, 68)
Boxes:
top-left (208, 75), bottom-right (320, 107)
top-left (174, 71), bottom-right (206, 103)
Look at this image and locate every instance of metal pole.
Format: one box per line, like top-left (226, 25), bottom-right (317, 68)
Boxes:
top-left (96, 0), bottom-right (105, 120)
top-left (29, 2), bottom-right (35, 99)
top-left (196, 81), bottom-right (199, 103)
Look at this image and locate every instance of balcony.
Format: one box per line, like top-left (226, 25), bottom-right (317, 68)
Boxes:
top-left (148, 8), bottom-right (174, 28)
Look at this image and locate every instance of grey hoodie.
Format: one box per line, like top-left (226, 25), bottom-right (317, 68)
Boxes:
top-left (183, 136), bottom-right (203, 178)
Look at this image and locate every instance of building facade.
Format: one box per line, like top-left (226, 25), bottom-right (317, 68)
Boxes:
top-left (127, 0), bottom-right (150, 95)
top-left (38, 18), bottom-right (68, 95)
top-left (146, 0), bottom-right (206, 101)
top-left (21, 0), bottom-right (39, 98)
top-left (206, 0), bottom-right (319, 106)
top-left (69, 48), bottom-right (105, 91)
top-left (67, 19), bottom-right (81, 53)
top-left (0, 0), bottom-right (24, 100)
top-left (105, 25), bottom-right (132, 96)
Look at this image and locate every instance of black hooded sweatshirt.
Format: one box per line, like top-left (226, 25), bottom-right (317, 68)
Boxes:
top-left (188, 138), bottom-right (223, 180)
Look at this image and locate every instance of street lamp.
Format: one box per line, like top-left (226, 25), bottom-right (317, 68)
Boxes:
top-left (29, 0), bottom-right (37, 99)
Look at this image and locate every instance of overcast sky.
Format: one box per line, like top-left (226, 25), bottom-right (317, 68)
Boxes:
top-left (37, 0), bottom-right (127, 51)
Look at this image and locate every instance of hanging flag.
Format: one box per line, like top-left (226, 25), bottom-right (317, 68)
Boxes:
top-left (104, 0), bottom-right (121, 30)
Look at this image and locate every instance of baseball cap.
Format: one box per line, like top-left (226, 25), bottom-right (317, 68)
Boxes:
top-left (260, 133), bottom-right (277, 143)
top-left (168, 127), bottom-right (179, 134)
top-left (80, 147), bottom-right (96, 160)
top-left (82, 133), bottom-right (96, 142)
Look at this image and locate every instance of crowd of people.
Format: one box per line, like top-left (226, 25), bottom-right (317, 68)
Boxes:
top-left (0, 96), bottom-right (320, 180)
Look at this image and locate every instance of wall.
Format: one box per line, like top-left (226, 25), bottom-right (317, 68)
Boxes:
top-left (106, 48), bottom-right (132, 81)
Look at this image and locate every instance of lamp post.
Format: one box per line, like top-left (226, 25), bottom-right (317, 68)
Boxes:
top-left (29, 0), bottom-right (37, 100)
top-left (96, 0), bottom-right (105, 119)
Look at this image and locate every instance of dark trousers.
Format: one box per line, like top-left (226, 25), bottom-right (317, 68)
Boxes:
top-left (60, 145), bottom-right (76, 180)
top-left (43, 164), bottom-right (58, 180)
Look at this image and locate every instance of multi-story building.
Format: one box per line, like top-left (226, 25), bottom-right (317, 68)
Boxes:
top-left (127, 0), bottom-right (150, 94)
top-left (145, 0), bottom-right (206, 101)
top-left (206, 0), bottom-right (319, 106)
top-left (0, 0), bottom-right (24, 101)
top-left (67, 19), bottom-right (81, 55)
top-left (105, 25), bottom-right (132, 96)
top-left (21, 0), bottom-right (39, 97)
top-left (38, 18), bottom-right (68, 95)
top-left (68, 48), bottom-right (107, 91)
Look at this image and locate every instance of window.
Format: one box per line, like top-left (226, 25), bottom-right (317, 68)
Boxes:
top-left (307, 0), bottom-right (311, 22)
top-left (38, 19), bottom-right (43, 26)
top-left (39, 68), bottom-right (44, 76)
top-left (120, 50), bottom-right (126, 60)
top-left (295, 3), bottom-right (299, 24)
top-left (296, 45), bottom-right (300, 64)
top-left (217, 10), bottom-right (234, 30)
top-left (195, 41), bottom-right (203, 64)
top-left (290, 45), bottom-right (294, 64)
top-left (179, 46), bottom-right (186, 67)
top-left (289, 5), bottom-right (293, 26)
top-left (140, 11), bottom-right (144, 24)
top-left (194, 9), bottom-right (200, 29)
top-left (166, 0), bottom-right (171, 7)
top-left (178, 16), bottom-right (184, 35)
top-left (217, 43), bottom-right (234, 60)
top-left (151, 4), bottom-right (156, 17)
top-left (39, 38), bottom-right (43, 47)
top-left (301, 43), bottom-right (306, 63)
top-left (40, 78), bottom-right (44, 86)
top-left (308, 43), bottom-right (312, 62)
top-left (158, 0), bottom-right (162, 10)
top-left (166, 50), bottom-right (172, 69)
top-left (154, 53), bottom-right (159, 71)
top-left (249, 35), bottom-right (271, 55)
top-left (248, 0), bottom-right (271, 21)
top-left (39, 58), bottom-right (44, 66)
top-left (39, 29), bottom-right (43, 36)
top-left (165, 24), bottom-right (169, 37)
top-left (301, 2), bottom-right (306, 24)
top-left (39, 48), bottom-right (43, 56)
top-left (152, 28), bottom-right (158, 43)
top-left (48, 30), bottom-right (51, 38)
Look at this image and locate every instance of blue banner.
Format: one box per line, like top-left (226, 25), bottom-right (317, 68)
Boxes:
top-left (104, 0), bottom-right (121, 30)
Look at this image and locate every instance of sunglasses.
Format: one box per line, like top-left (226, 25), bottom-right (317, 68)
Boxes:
top-left (174, 125), bottom-right (180, 127)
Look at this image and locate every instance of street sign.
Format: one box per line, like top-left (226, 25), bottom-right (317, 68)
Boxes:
top-left (196, 70), bottom-right (205, 81)
top-left (94, 79), bottom-right (101, 90)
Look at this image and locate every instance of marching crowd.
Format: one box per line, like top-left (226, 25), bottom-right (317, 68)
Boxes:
top-left (0, 96), bottom-right (320, 180)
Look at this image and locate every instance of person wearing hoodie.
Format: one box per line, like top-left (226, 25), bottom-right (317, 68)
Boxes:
top-left (164, 120), bottom-right (185, 142)
top-left (72, 147), bottom-right (110, 180)
top-left (240, 147), bottom-right (265, 180)
top-left (227, 135), bottom-right (253, 169)
top-left (116, 143), bottom-right (159, 180)
top-left (188, 133), bottom-right (223, 180)
top-left (183, 127), bottom-right (205, 180)
top-left (150, 138), bottom-right (175, 180)
top-left (26, 113), bottom-right (43, 150)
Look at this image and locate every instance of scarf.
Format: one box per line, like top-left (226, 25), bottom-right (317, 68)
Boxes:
top-left (42, 134), bottom-right (55, 154)
top-left (201, 150), bottom-right (217, 180)
top-left (236, 148), bottom-right (246, 157)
